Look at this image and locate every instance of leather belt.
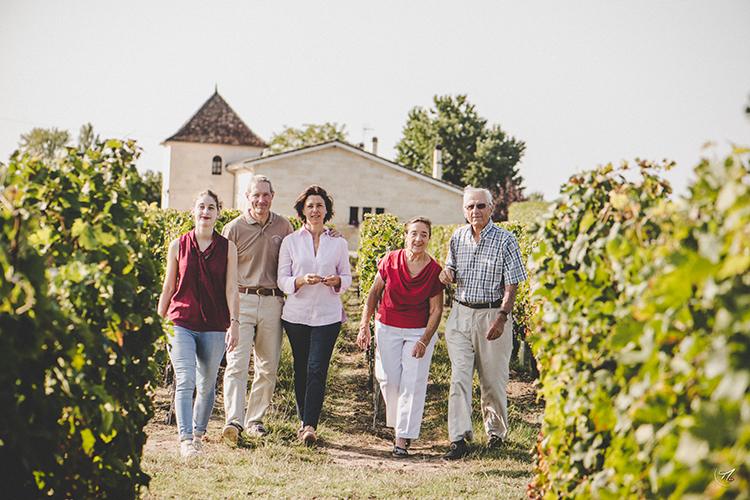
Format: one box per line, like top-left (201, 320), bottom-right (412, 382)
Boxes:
top-left (239, 286), bottom-right (284, 297)
top-left (458, 298), bottom-right (503, 309)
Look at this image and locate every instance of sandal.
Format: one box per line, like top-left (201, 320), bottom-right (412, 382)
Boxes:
top-left (392, 446), bottom-right (408, 458)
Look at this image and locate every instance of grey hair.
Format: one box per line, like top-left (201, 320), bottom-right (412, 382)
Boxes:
top-left (248, 174), bottom-right (274, 194)
top-left (463, 185), bottom-right (493, 206)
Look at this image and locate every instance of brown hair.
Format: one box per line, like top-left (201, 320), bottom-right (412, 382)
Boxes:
top-left (294, 185), bottom-right (334, 223)
top-left (193, 189), bottom-right (222, 210)
top-left (405, 216), bottom-right (432, 237)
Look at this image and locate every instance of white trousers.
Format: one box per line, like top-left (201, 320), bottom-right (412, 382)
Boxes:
top-left (374, 321), bottom-right (437, 440)
top-left (223, 293), bottom-right (284, 427)
top-left (445, 303), bottom-right (513, 442)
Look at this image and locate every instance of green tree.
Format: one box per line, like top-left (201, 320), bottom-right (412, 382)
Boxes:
top-left (77, 122), bottom-right (99, 151)
top-left (395, 94), bottom-right (526, 220)
top-left (266, 122), bottom-right (348, 154)
top-left (18, 127), bottom-right (70, 160)
top-left (140, 169), bottom-right (162, 205)
top-left (526, 191), bottom-right (546, 202)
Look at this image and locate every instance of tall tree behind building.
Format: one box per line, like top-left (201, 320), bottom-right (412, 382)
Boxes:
top-left (395, 94), bottom-right (526, 220)
top-left (266, 123), bottom-right (348, 155)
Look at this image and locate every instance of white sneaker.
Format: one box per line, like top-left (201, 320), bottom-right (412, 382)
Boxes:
top-left (181, 440), bottom-right (198, 458)
top-left (192, 437), bottom-right (204, 454)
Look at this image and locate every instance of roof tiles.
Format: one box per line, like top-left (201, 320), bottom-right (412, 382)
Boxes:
top-left (165, 91), bottom-right (267, 147)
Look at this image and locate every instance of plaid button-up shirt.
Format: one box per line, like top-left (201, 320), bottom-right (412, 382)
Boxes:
top-left (445, 222), bottom-right (528, 304)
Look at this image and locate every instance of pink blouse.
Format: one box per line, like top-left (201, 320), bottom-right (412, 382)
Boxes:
top-left (278, 227), bottom-right (352, 327)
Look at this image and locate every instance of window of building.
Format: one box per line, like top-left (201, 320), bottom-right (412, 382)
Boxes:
top-left (349, 206), bottom-right (385, 226)
top-left (212, 156), bottom-right (222, 175)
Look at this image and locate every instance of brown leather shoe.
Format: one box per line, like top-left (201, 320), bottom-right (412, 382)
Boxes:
top-left (301, 425), bottom-right (317, 445)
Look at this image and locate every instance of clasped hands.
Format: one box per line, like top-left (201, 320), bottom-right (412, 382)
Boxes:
top-left (299, 273), bottom-right (341, 288)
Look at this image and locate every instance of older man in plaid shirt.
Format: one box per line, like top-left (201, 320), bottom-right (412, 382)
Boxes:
top-left (439, 186), bottom-right (528, 460)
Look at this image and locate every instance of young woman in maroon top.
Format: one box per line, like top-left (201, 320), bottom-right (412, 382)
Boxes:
top-left (157, 190), bottom-right (240, 458)
top-left (357, 216), bottom-right (444, 457)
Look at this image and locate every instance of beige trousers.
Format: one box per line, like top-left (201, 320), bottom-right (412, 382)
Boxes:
top-left (223, 293), bottom-right (284, 427)
top-left (445, 302), bottom-right (513, 442)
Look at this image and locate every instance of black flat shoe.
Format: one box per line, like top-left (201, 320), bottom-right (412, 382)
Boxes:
top-left (443, 439), bottom-right (468, 460)
top-left (392, 446), bottom-right (408, 458)
top-left (488, 435), bottom-right (507, 450)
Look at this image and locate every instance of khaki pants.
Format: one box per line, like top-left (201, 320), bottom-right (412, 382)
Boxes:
top-left (445, 302), bottom-right (513, 442)
top-left (223, 293), bottom-right (284, 427)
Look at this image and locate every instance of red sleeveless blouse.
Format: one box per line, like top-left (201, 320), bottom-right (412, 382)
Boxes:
top-left (376, 249), bottom-right (444, 328)
top-left (168, 230), bottom-right (230, 332)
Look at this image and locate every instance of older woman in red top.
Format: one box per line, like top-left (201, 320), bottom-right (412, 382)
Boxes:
top-left (357, 216), bottom-right (444, 457)
top-left (158, 190), bottom-right (240, 458)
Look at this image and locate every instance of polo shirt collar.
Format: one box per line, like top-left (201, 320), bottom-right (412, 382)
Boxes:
top-left (245, 210), bottom-right (276, 227)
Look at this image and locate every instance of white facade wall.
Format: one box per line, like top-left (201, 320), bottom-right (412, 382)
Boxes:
top-left (162, 142), bottom-right (264, 211)
top-left (231, 145), bottom-right (466, 250)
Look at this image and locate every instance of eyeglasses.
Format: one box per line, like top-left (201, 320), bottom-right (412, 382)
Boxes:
top-left (464, 203), bottom-right (487, 210)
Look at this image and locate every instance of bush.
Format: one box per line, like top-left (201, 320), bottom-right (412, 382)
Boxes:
top-left (508, 200), bottom-right (551, 226)
top-left (0, 141), bottom-right (163, 498)
top-left (528, 151), bottom-right (750, 498)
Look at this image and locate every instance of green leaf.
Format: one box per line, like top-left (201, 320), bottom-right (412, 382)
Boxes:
top-left (80, 428), bottom-right (96, 454)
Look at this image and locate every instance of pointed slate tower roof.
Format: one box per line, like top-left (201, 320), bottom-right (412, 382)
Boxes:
top-left (165, 90), bottom-right (268, 147)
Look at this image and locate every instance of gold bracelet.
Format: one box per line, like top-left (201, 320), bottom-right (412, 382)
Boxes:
top-left (418, 340), bottom-right (427, 348)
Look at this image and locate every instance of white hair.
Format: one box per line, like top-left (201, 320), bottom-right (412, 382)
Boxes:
top-left (248, 174), bottom-right (273, 193)
top-left (463, 185), bottom-right (493, 206)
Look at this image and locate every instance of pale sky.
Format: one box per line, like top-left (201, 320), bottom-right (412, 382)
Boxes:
top-left (1, 0), bottom-right (748, 201)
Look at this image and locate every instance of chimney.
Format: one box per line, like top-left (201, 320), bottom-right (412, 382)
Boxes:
top-left (372, 137), bottom-right (378, 156)
top-left (357, 142), bottom-right (365, 149)
top-left (432, 144), bottom-right (443, 180)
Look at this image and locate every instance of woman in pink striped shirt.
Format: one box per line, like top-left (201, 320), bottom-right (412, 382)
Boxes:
top-left (277, 185), bottom-right (352, 445)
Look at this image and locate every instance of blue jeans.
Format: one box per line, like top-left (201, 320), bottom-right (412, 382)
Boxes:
top-left (168, 326), bottom-right (226, 441)
top-left (282, 320), bottom-right (341, 429)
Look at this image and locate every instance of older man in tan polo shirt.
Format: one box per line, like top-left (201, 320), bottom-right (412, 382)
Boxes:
top-left (221, 175), bottom-right (294, 441)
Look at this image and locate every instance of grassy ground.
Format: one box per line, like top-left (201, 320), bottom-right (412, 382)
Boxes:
top-left (140, 281), bottom-right (543, 499)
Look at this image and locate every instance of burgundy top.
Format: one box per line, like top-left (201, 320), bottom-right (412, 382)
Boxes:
top-left (376, 249), bottom-right (444, 329)
top-left (168, 230), bottom-right (230, 332)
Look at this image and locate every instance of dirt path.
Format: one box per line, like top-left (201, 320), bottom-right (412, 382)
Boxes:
top-left (144, 367), bottom-right (541, 474)
top-left (144, 287), bottom-right (543, 473)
